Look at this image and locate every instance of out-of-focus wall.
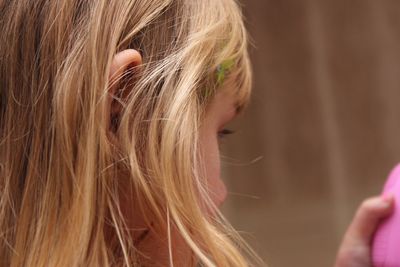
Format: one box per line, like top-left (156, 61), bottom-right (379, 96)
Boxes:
top-left (222, 1), bottom-right (400, 266)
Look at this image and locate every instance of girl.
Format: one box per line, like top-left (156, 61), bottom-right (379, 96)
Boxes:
top-left (0, 0), bottom-right (393, 266)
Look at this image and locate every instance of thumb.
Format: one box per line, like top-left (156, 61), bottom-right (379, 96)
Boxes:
top-left (344, 195), bottom-right (394, 245)
top-left (334, 196), bottom-right (394, 267)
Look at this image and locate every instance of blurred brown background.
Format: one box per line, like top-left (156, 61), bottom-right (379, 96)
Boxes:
top-left (222, 1), bottom-right (400, 266)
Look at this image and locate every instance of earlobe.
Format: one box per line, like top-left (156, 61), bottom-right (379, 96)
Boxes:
top-left (108, 49), bottom-right (142, 133)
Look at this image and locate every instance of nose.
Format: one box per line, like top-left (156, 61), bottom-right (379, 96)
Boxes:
top-left (215, 179), bottom-right (228, 207)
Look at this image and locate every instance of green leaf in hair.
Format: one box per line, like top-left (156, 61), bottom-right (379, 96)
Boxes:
top-left (216, 58), bottom-right (235, 85)
top-left (203, 58), bottom-right (236, 99)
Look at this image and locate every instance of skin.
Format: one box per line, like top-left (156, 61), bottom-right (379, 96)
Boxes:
top-left (334, 195), bottom-right (394, 267)
top-left (198, 84), bottom-right (239, 208)
top-left (108, 49), bottom-right (395, 266)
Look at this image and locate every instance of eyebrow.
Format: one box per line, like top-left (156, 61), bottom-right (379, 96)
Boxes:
top-left (234, 101), bottom-right (245, 116)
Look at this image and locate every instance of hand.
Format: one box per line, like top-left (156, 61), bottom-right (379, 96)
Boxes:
top-left (334, 196), bottom-right (394, 267)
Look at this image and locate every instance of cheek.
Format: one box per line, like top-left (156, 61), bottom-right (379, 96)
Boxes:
top-left (199, 131), bottom-right (227, 207)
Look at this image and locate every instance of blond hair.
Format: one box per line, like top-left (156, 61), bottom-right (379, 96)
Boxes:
top-left (0, 0), bottom-right (259, 266)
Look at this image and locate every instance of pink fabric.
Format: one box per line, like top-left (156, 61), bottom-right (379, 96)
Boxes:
top-left (372, 164), bottom-right (400, 267)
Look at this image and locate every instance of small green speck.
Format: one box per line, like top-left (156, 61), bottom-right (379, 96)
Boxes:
top-left (216, 58), bottom-right (235, 86)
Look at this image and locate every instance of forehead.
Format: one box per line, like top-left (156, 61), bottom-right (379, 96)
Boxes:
top-left (218, 59), bottom-right (252, 111)
top-left (207, 80), bottom-right (241, 121)
top-left (214, 75), bottom-right (244, 113)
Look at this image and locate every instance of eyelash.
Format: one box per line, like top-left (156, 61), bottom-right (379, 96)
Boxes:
top-left (217, 128), bottom-right (235, 139)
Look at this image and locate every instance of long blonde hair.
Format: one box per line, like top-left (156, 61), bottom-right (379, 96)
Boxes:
top-left (0, 0), bottom-right (259, 266)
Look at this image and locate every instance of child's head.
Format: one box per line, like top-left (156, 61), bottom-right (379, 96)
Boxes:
top-left (0, 0), bottom-right (257, 266)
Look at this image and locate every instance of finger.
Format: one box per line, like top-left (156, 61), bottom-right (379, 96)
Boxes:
top-left (345, 195), bottom-right (394, 244)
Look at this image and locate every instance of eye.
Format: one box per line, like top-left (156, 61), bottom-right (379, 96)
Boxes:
top-left (217, 128), bottom-right (235, 139)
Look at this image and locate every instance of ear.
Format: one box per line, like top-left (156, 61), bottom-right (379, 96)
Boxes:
top-left (108, 49), bottom-right (142, 133)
